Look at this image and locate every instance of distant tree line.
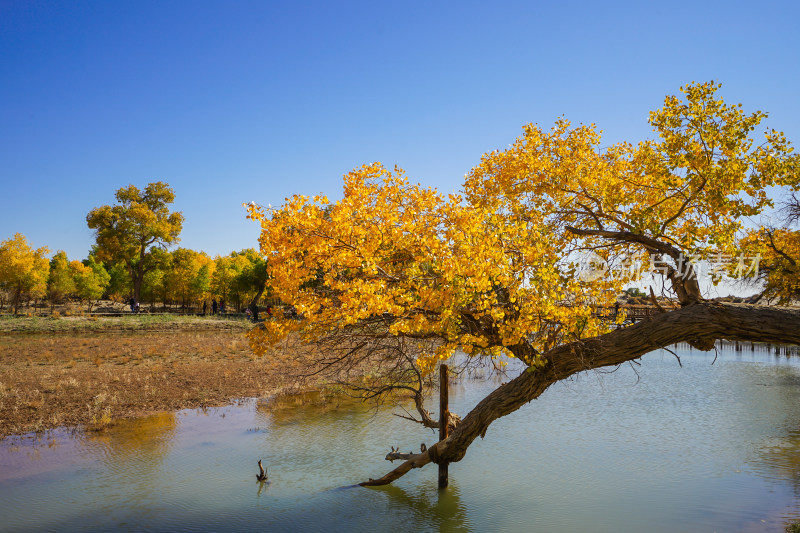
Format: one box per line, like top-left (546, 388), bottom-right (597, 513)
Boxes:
top-left (0, 182), bottom-right (270, 315)
top-left (0, 232), bottom-right (270, 315)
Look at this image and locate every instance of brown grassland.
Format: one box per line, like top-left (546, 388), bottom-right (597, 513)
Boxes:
top-left (0, 316), bottom-right (311, 438)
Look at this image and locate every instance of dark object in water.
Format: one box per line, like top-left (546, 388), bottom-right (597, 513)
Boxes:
top-left (256, 459), bottom-right (268, 482)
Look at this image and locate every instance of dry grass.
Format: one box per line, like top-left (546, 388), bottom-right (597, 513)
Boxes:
top-left (0, 313), bottom-right (253, 333)
top-left (0, 329), bottom-right (314, 438)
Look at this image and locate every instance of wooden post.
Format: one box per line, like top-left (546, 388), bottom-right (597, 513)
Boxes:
top-left (439, 363), bottom-right (450, 489)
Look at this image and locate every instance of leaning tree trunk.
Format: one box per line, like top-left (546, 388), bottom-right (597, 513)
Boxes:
top-left (361, 302), bottom-right (800, 486)
top-left (249, 285), bottom-right (266, 321)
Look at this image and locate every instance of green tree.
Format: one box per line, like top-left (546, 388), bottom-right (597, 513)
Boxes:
top-left (71, 257), bottom-right (110, 312)
top-left (140, 249), bottom-right (171, 310)
top-left (210, 252), bottom-right (262, 311)
top-left (48, 251), bottom-right (76, 309)
top-left (164, 248), bottom-right (208, 310)
top-left (0, 234), bottom-right (50, 314)
top-left (105, 262), bottom-right (132, 301)
top-left (232, 248), bottom-right (269, 317)
top-left (191, 260), bottom-right (213, 307)
top-left (87, 182), bottom-right (184, 302)
top-left (210, 255), bottom-right (239, 305)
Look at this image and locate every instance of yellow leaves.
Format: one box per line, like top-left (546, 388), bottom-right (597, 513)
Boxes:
top-left (246, 319), bottom-right (302, 356)
top-left (253, 154), bottom-right (617, 364)
top-left (249, 82), bottom-right (798, 371)
top-left (465, 81), bottom-right (798, 264)
top-left (0, 233), bottom-right (50, 301)
top-left (737, 226), bottom-right (800, 303)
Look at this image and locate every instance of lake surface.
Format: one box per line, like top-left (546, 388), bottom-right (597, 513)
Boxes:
top-left (2, 345), bottom-right (800, 532)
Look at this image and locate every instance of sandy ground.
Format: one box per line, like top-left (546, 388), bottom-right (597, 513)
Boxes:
top-left (0, 323), bottom-right (311, 438)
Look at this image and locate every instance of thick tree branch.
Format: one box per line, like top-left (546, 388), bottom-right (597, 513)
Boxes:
top-left (565, 226), bottom-right (702, 305)
top-left (765, 229), bottom-right (797, 267)
top-left (565, 226), bottom-right (682, 260)
top-left (361, 302), bottom-right (800, 486)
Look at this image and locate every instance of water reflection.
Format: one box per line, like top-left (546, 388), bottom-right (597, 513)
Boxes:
top-left (1, 346), bottom-right (800, 532)
top-left (378, 482), bottom-right (471, 532)
top-left (759, 427), bottom-right (800, 489)
top-left (258, 390), bottom-right (376, 426)
top-left (83, 411), bottom-right (177, 456)
top-left (255, 478), bottom-right (271, 497)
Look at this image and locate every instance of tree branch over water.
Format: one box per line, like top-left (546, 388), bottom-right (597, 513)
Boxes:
top-left (361, 302), bottom-right (800, 485)
top-left (247, 82), bottom-right (800, 488)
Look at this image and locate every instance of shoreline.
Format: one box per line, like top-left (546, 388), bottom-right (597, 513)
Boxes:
top-left (0, 318), bottom-right (316, 439)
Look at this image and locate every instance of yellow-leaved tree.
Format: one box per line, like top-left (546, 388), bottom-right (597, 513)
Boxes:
top-left (70, 257), bottom-right (110, 312)
top-left (0, 234), bottom-right (50, 314)
top-left (732, 192), bottom-right (800, 304)
top-left (248, 82), bottom-right (800, 486)
top-left (163, 248), bottom-right (208, 310)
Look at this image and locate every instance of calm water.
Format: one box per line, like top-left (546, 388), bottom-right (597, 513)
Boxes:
top-left (2, 346), bottom-right (800, 532)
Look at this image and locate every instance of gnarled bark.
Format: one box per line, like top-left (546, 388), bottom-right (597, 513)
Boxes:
top-left (360, 302), bottom-right (800, 486)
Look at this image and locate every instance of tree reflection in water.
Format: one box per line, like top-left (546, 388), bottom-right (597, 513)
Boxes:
top-left (378, 482), bottom-right (470, 532)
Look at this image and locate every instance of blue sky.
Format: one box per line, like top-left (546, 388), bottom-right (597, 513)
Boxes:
top-left (1, 0), bottom-right (799, 266)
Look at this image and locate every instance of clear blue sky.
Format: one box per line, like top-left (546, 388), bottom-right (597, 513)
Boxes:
top-left (2, 0), bottom-right (798, 263)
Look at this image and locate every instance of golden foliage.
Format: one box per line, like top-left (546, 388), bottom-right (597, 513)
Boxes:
top-left (248, 163), bottom-right (615, 370)
top-left (738, 227), bottom-right (800, 303)
top-left (0, 233), bottom-right (50, 312)
top-left (248, 82), bottom-right (799, 373)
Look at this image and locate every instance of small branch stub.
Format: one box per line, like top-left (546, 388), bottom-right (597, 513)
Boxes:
top-left (256, 459), bottom-right (268, 482)
top-left (385, 446), bottom-right (416, 462)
